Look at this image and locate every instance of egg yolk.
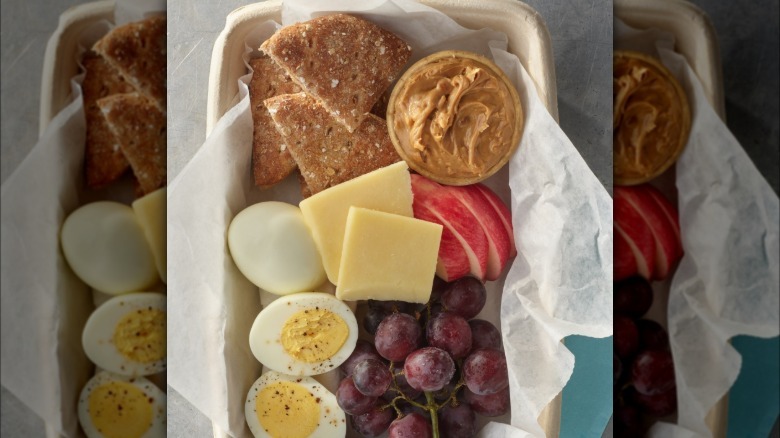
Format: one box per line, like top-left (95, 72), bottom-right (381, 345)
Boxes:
top-left (88, 381), bottom-right (153, 438)
top-left (280, 308), bottom-right (348, 363)
top-left (113, 308), bottom-right (166, 364)
top-left (256, 381), bottom-right (319, 438)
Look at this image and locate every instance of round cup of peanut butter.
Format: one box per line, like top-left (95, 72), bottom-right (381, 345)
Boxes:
top-left (613, 50), bottom-right (691, 186)
top-left (387, 50), bottom-right (523, 186)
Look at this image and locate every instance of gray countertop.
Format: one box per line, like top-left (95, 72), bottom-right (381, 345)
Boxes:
top-left (1, 0), bottom-right (777, 436)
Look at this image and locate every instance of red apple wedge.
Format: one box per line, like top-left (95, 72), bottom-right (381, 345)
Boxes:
top-left (645, 186), bottom-right (682, 245)
top-left (447, 185), bottom-right (512, 281)
top-left (614, 224), bottom-right (638, 281)
top-left (614, 188), bottom-right (656, 279)
top-left (618, 185), bottom-right (683, 280)
top-left (413, 201), bottom-right (471, 281)
top-left (411, 174), bottom-right (489, 280)
top-left (473, 183), bottom-right (517, 258)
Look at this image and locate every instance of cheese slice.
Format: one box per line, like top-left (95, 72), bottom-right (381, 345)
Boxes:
top-left (299, 162), bottom-right (413, 284)
top-left (132, 188), bottom-right (167, 283)
top-left (336, 207), bottom-right (442, 303)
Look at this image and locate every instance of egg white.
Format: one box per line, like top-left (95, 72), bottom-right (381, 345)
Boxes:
top-left (245, 371), bottom-right (345, 438)
top-left (61, 201), bottom-right (158, 295)
top-left (249, 292), bottom-right (358, 376)
top-left (78, 371), bottom-right (166, 438)
top-left (82, 293), bottom-right (166, 377)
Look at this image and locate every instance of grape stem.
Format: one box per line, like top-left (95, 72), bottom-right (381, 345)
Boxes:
top-left (425, 391), bottom-right (440, 438)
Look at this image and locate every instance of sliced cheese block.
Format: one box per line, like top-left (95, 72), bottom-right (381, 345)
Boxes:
top-left (228, 202), bottom-right (326, 295)
top-left (336, 207), bottom-right (442, 303)
top-left (132, 188), bottom-right (167, 283)
top-left (299, 161), bottom-right (413, 284)
top-left (61, 202), bottom-right (158, 295)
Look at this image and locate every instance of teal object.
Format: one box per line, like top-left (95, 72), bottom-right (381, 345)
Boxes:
top-left (560, 335), bottom-right (613, 438)
top-left (727, 335), bottom-right (779, 437)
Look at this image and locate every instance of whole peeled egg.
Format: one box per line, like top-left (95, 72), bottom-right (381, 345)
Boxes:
top-left (228, 202), bottom-right (326, 295)
top-left (78, 371), bottom-right (165, 438)
top-left (61, 201), bottom-right (158, 295)
top-left (82, 292), bottom-right (166, 376)
top-left (245, 371), bottom-right (345, 438)
top-left (249, 292), bottom-right (358, 376)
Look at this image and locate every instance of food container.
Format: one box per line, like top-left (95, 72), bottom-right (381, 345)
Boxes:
top-left (615, 0), bottom-right (728, 435)
top-left (205, 0), bottom-right (562, 436)
top-left (34, 2), bottom-right (164, 437)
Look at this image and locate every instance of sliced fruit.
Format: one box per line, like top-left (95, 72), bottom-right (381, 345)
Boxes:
top-left (645, 186), bottom-right (682, 247)
top-left (447, 185), bottom-right (512, 281)
top-left (614, 191), bottom-right (656, 280)
top-left (619, 186), bottom-right (681, 280)
top-left (614, 225), bottom-right (638, 281)
top-left (473, 183), bottom-right (517, 257)
top-left (412, 201), bottom-right (470, 281)
top-left (411, 174), bottom-right (489, 281)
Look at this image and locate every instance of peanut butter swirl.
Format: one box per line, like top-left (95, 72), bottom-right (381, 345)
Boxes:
top-left (614, 51), bottom-right (691, 185)
top-left (388, 51), bottom-right (522, 185)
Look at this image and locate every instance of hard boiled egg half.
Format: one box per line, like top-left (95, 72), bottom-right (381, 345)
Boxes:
top-left (61, 201), bottom-right (158, 295)
top-left (78, 371), bottom-right (165, 438)
top-left (245, 371), bottom-right (345, 438)
top-left (83, 293), bottom-right (166, 376)
top-left (249, 292), bottom-right (358, 376)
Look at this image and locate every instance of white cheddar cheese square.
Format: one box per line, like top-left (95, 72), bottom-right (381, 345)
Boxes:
top-left (299, 162), bottom-right (413, 284)
top-left (132, 188), bottom-right (166, 283)
top-left (336, 207), bottom-right (442, 303)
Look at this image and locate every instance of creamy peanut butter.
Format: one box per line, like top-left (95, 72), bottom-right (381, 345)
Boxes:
top-left (614, 51), bottom-right (690, 185)
top-left (388, 51), bottom-right (522, 185)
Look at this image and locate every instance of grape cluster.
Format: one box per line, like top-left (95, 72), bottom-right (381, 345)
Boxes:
top-left (613, 277), bottom-right (677, 436)
top-left (338, 277), bottom-right (510, 437)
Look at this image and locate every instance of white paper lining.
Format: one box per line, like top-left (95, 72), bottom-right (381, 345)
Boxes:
top-left (168, 1), bottom-right (612, 437)
top-left (615, 20), bottom-right (780, 438)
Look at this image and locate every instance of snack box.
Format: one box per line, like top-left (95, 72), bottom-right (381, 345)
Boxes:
top-left (615, 0), bottom-right (728, 436)
top-left (38, 1), bottom-right (165, 437)
top-left (206, 0), bottom-right (562, 437)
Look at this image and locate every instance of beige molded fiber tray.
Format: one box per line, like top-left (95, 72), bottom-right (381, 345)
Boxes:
top-left (206, 0), bottom-right (561, 437)
top-left (615, 0), bottom-right (728, 436)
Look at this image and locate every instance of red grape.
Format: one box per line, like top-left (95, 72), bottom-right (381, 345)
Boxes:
top-left (614, 354), bottom-right (623, 384)
top-left (614, 277), bottom-right (653, 318)
top-left (353, 359), bottom-right (392, 397)
top-left (635, 386), bottom-right (677, 417)
top-left (614, 316), bottom-right (639, 359)
top-left (631, 350), bottom-right (676, 396)
top-left (350, 403), bottom-right (395, 437)
top-left (463, 348), bottom-right (508, 395)
top-left (392, 371), bottom-right (421, 400)
top-left (469, 319), bottom-right (502, 351)
top-left (439, 403), bottom-right (477, 438)
top-left (463, 386), bottom-right (510, 417)
top-left (336, 376), bottom-right (376, 415)
top-left (375, 313), bottom-right (422, 362)
top-left (403, 347), bottom-right (455, 392)
top-left (341, 340), bottom-right (384, 376)
top-left (364, 307), bottom-right (392, 336)
top-left (615, 402), bottom-right (642, 436)
top-left (369, 299), bottom-right (413, 314)
top-left (388, 412), bottom-right (432, 438)
top-left (441, 277), bottom-right (486, 319)
top-left (430, 276), bottom-right (448, 303)
top-left (426, 312), bottom-right (472, 359)
top-left (636, 319), bottom-right (670, 351)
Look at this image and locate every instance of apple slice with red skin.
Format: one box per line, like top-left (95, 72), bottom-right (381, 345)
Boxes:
top-left (645, 186), bottom-right (682, 249)
top-left (614, 190), bottom-right (656, 280)
top-left (617, 185), bottom-right (683, 280)
top-left (411, 174), bottom-right (489, 281)
top-left (447, 185), bottom-right (512, 281)
top-left (412, 200), bottom-right (471, 281)
top-left (614, 224), bottom-right (638, 281)
top-left (473, 183), bottom-right (517, 258)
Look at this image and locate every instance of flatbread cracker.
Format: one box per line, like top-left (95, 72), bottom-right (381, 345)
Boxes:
top-left (81, 54), bottom-right (135, 188)
top-left (93, 15), bottom-right (166, 109)
top-left (260, 14), bottom-right (411, 132)
top-left (248, 56), bottom-right (302, 187)
top-left (98, 93), bottom-right (166, 195)
top-left (265, 92), bottom-right (400, 195)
